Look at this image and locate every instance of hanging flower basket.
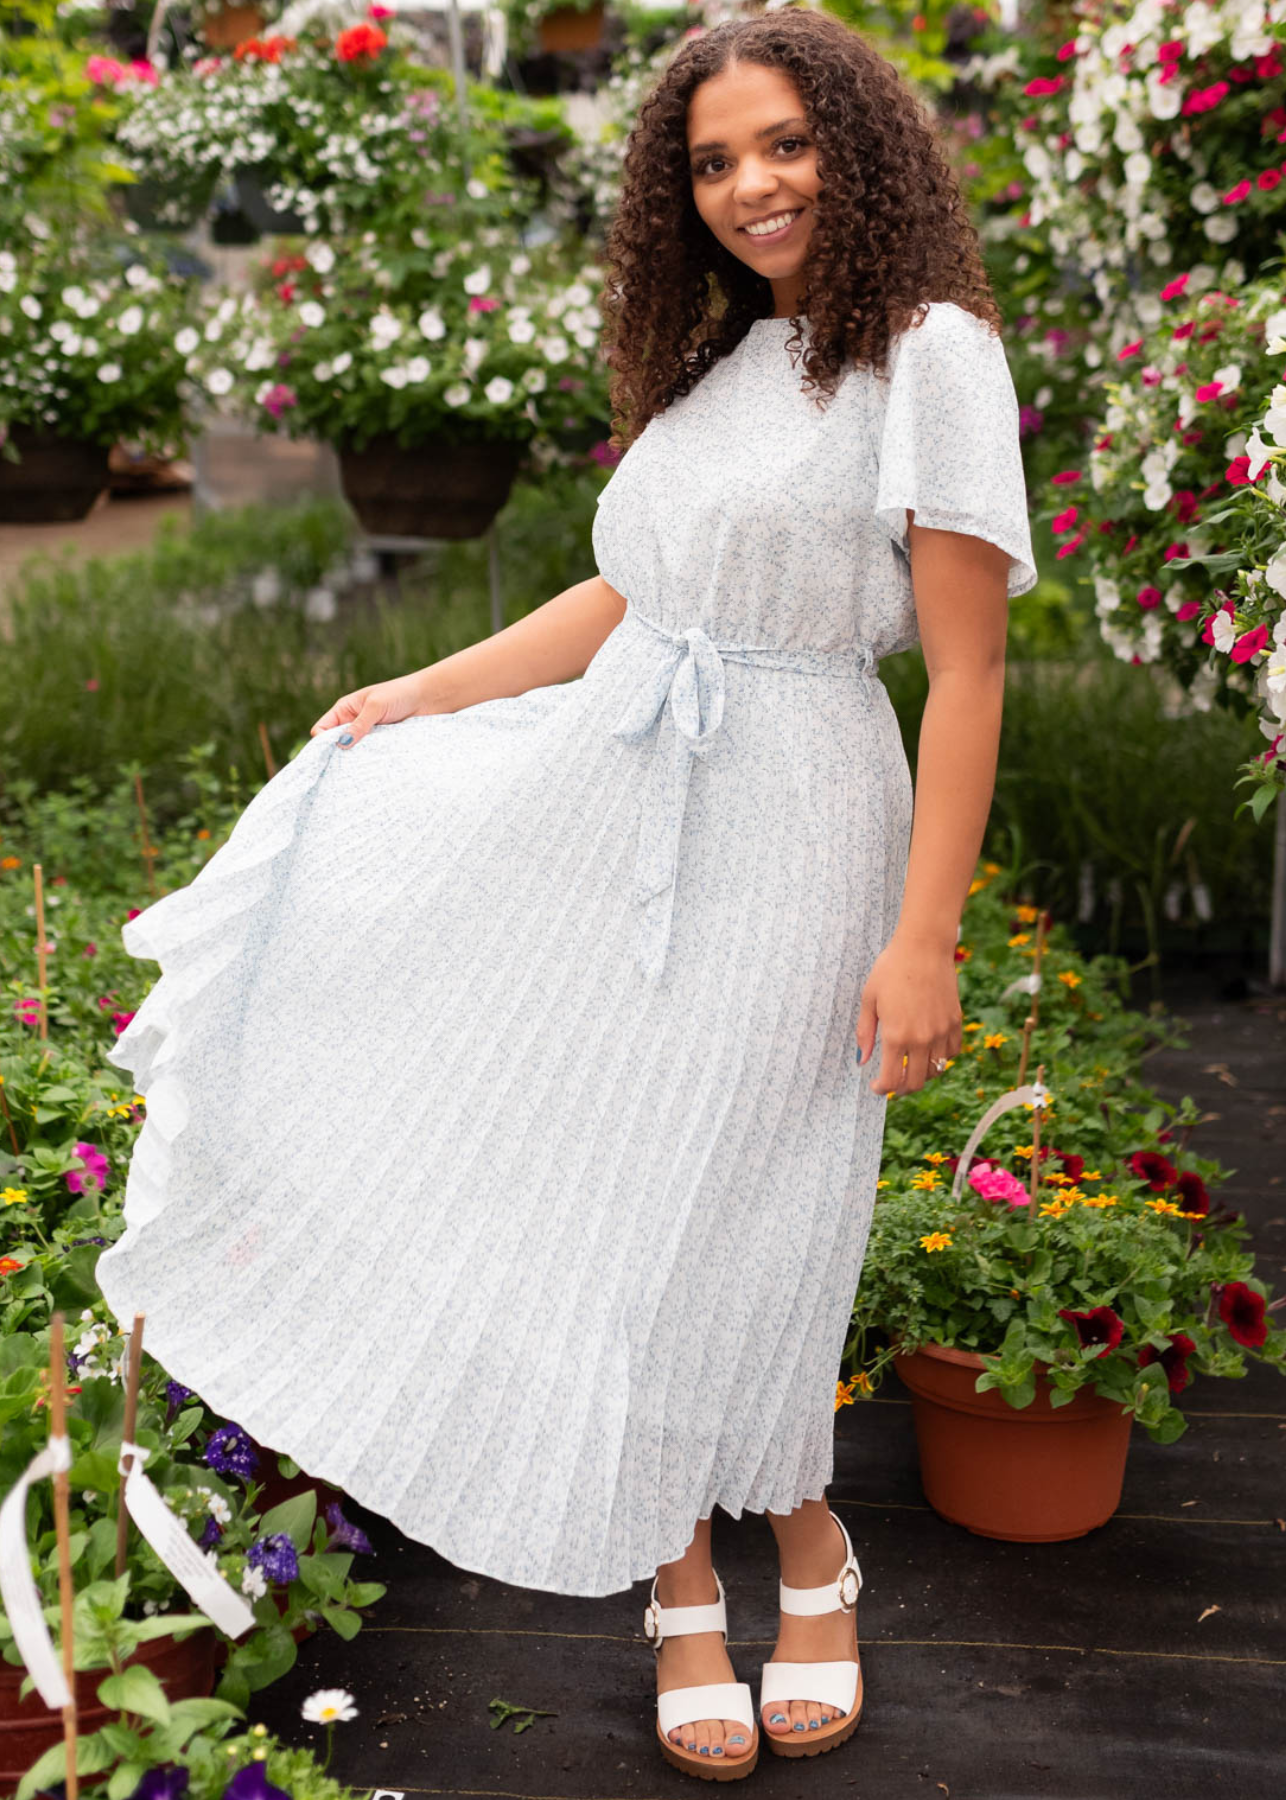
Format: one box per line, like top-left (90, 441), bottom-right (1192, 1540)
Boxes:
top-left (537, 0), bottom-right (605, 53)
top-left (232, 166), bottom-right (308, 237)
top-left (892, 1336), bottom-right (1134, 1541)
top-left (198, 2), bottom-right (266, 51)
top-left (0, 427), bottom-right (111, 524)
top-left (120, 168), bottom-right (220, 234)
top-left (335, 434), bottom-right (524, 539)
top-left (0, 1622), bottom-right (217, 1790)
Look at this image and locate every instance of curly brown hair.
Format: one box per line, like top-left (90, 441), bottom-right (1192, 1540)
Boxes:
top-left (597, 7), bottom-right (1001, 450)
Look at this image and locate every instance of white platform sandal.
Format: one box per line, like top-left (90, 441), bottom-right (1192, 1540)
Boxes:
top-left (644, 1568), bottom-right (760, 1780)
top-left (759, 1511), bottom-right (864, 1757)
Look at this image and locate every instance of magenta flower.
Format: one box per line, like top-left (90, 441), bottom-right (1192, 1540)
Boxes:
top-left (1231, 625), bottom-right (1269, 663)
top-left (13, 999), bottom-right (40, 1028)
top-left (83, 942), bottom-right (98, 957)
top-left (262, 383), bottom-right (297, 419)
top-left (111, 1010), bottom-right (136, 1035)
top-left (66, 1142), bottom-right (110, 1196)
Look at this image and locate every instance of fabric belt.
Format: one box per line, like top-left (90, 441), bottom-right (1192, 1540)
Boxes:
top-left (608, 606), bottom-right (878, 984)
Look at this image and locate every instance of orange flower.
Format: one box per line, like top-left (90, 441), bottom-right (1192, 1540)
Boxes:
top-left (196, 828), bottom-right (211, 841)
top-left (335, 22), bottom-right (387, 60)
top-left (1, 856), bottom-right (20, 871)
top-left (0, 1257), bottom-right (23, 1276)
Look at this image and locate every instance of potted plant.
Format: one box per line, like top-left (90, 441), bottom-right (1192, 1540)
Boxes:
top-left (0, 238), bottom-right (199, 523)
top-left (847, 1078), bottom-right (1285, 1540)
top-left (181, 229), bottom-right (609, 536)
top-left (197, 1), bottom-right (270, 53)
top-left (534, 0), bottom-right (607, 55)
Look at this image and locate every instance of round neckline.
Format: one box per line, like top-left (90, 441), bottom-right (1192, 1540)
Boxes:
top-left (751, 315), bottom-right (804, 328)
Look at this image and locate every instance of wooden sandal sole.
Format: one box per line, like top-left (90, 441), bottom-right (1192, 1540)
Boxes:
top-left (763, 1667), bottom-right (863, 1758)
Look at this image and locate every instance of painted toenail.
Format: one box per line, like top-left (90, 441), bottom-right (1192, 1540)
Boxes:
top-left (769, 1712), bottom-right (786, 1723)
top-left (699, 1746), bottom-right (709, 1755)
top-left (712, 1747), bottom-right (724, 1756)
top-left (808, 1719), bottom-right (820, 1728)
top-left (730, 1735), bottom-right (745, 1744)
top-left (793, 1721), bottom-right (806, 1730)
top-left (685, 1741), bottom-right (696, 1751)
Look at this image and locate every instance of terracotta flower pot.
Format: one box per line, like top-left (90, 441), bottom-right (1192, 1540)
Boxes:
top-left (336, 434), bottom-right (524, 539)
top-left (199, 3), bottom-right (265, 50)
top-left (0, 427), bottom-right (111, 523)
top-left (537, 1), bottom-right (605, 52)
top-left (892, 1339), bottom-right (1135, 1542)
top-left (0, 1624), bottom-right (217, 1795)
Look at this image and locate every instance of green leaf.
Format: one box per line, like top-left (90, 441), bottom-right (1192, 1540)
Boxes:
top-left (15, 1730), bottom-right (114, 1800)
top-left (97, 1662), bottom-right (172, 1724)
top-left (320, 1604), bottom-right (362, 1641)
top-left (256, 1489), bottom-right (317, 1549)
top-left (107, 1763), bottom-right (148, 1800)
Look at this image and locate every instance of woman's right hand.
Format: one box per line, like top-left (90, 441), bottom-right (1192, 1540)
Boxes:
top-left (310, 671), bottom-right (436, 746)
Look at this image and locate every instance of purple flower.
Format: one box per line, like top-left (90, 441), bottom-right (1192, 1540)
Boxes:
top-left (166, 1380), bottom-right (195, 1408)
top-left (198, 1515), bottom-right (223, 1550)
top-left (325, 1500), bottom-right (374, 1554)
top-left (128, 1766), bottom-right (189, 1800)
top-left (222, 1764), bottom-right (291, 1800)
top-left (248, 1531), bottom-right (300, 1585)
top-left (203, 1423), bottom-right (259, 1481)
top-left (1018, 404), bottom-right (1044, 440)
top-left (69, 1235), bottom-right (109, 1247)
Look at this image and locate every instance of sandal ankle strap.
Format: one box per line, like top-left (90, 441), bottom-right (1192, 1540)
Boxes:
top-left (778, 1514), bottom-right (862, 1617)
top-left (643, 1569), bottom-right (728, 1652)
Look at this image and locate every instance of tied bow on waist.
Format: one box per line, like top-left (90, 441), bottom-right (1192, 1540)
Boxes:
top-left (608, 609), bottom-right (876, 984)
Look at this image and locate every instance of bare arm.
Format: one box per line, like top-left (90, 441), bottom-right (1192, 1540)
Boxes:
top-left (415, 574), bottom-right (628, 713)
top-left (855, 515), bottom-right (1010, 1095)
top-left (311, 573), bottom-right (628, 741)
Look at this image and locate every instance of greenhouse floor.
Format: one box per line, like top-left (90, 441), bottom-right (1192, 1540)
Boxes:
top-left (251, 968), bottom-right (1286, 1800)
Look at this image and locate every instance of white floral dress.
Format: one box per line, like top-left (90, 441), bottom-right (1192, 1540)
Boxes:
top-left (96, 300), bottom-right (1037, 1597)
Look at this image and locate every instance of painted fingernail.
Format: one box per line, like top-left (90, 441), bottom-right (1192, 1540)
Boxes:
top-left (338, 733), bottom-right (353, 745)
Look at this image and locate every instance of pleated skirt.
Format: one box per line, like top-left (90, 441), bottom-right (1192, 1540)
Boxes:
top-left (95, 603), bottom-right (912, 1596)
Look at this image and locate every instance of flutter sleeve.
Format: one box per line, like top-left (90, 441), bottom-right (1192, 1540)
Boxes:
top-left (872, 302), bottom-right (1039, 600)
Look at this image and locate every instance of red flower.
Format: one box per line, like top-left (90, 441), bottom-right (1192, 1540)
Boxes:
top-left (1128, 1150), bottom-right (1177, 1191)
top-left (1174, 1170), bottom-right (1209, 1215)
top-left (336, 22), bottom-right (387, 60)
top-left (1058, 1306), bottom-right (1124, 1357)
top-left (1160, 272), bottom-right (1189, 300)
top-left (1052, 505), bottom-right (1079, 533)
top-left (1136, 586), bottom-right (1162, 610)
top-left (1217, 1282), bottom-right (1267, 1348)
top-left (1051, 469), bottom-right (1082, 485)
top-left (1049, 1147), bottom-right (1084, 1182)
top-left (1231, 625), bottom-right (1268, 663)
top-left (1138, 1331), bottom-right (1196, 1394)
top-left (0, 1257), bottom-right (23, 1277)
top-left (1175, 600), bottom-right (1202, 621)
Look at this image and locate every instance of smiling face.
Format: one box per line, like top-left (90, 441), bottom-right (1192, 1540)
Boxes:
top-left (687, 59), bottom-right (821, 321)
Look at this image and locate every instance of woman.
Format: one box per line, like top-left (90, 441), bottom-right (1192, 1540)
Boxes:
top-left (95, 7), bottom-right (1036, 1783)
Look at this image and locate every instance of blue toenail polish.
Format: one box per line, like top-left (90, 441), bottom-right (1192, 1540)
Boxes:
top-left (770, 1713), bottom-right (786, 1724)
top-left (809, 1719), bottom-right (820, 1728)
top-left (730, 1735), bottom-right (745, 1744)
top-left (712, 1746), bottom-right (724, 1756)
top-left (793, 1721), bottom-right (805, 1730)
top-left (685, 1742), bottom-right (696, 1751)
top-left (699, 1745), bottom-right (709, 1755)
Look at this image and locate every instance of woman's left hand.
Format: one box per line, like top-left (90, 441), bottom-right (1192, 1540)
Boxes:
top-left (854, 937), bottom-right (963, 1096)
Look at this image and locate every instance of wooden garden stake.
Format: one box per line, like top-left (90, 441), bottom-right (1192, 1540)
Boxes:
top-left (133, 772), bottom-right (156, 899)
top-left (0, 1076), bottom-right (20, 1158)
top-left (1016, 912), bottom-right (1048, 1088)
top-left (115, 1313), bottom-right (146, 1577)
top-left (1029, 1062), bottom-right (1045, 1208)
top-left (33, 863), bottom-right (48, 1040)
top-left (48, 1312), bottom-right (79, 1800)
top-left (257, 721), bottom-right (277, 781)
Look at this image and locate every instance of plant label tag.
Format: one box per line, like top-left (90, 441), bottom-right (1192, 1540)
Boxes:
top-left (0, 1434), bottom-right (75, 1709)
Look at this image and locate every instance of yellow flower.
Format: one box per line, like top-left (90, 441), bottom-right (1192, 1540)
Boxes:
top-left (855, 1369), bottom-right (872, 1393)
top-left (1081, 1169), bottom-right (1102, 1181)
top-left (835, 1379), bottom-right (856, 1410)
top-left (982, 860), bottom-right (1002, 875)
top-left (975, 1086), bottom-right (987, 1099)
top-left (1008, 932), bottom-right (1031, 948)
top-left (1058, 970), bottom-right (1082, 988)
top-left (1146, 1198), bottom-right (1184, 1217)
top-left (923, 1151), bottom-right (949, 1165)
top-left (984, 1032), bottom-right (1009, 1050)
top-left (937, 1058), bottom-right (956, 1071)
top-left (1012, 1144), bottom-right (1034, 1160)
top-left (1098, 1193), bottom-right (1120, 1206)
top-left (919, 1231), bottom-right (953, 1252)
top-left (1042, 1170), bottom-right (1072, 1186)
top-left (1038, 1200), bottom-right (1072, 1218)
top-left (968, 877), bottom-right (987, 896)
top-left (1013, 904), bottom-right (1040, 924)
top-left (1059, 1187), bottom-right (1087, 1203)
top-left (963, 1021), bottom-right (982, 1032)
top-left (911, 1170), bottom-right (941, 1191)
top-left (876, 1178), bottom-right (889, 1188)
top-left (1, 1188), bottom-right (29, 1207)
top-left (1087, 1009), bottom-right (1103, 1020)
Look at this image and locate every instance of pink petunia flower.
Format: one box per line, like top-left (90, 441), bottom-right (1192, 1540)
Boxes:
top-left (66, 1142), bottom-right (109, 1196)
top-left (968, 1162), bottom-right (1031, 1208)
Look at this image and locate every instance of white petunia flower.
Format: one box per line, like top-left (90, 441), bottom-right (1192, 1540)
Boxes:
top-left (332, 350), bottom-right (352, 374)
top-left (405, 356), bottom-right (430, 382)
top-left (117, 306), bottom-right (144, 335)
top-left (484, 375), bottom-right (513, 405)
top-left (19, 295), bottom-right (41, 319)
top-left (1211, 611), bottom-right (1236, 655)
top-left (97, 362), bottom-right (121, 383)
top-left (299, 301), bottom-right (325, 328)
top-left (241, 1564), bottom-right (268, 1600)
top-left (443, 381), bottom-right (470, 407)
top-left (206, 368), bottom-right (234, 395)
top-left (380, 366), bottom-right (408, 388)
top-left (306, 242), bottom-right (335, 274)
top-left (175, 326), bottom-right (199, 355)
top-left (417, 308), bottom-right (446, 340)
top-left (462, 263), bottom-right (492, 295)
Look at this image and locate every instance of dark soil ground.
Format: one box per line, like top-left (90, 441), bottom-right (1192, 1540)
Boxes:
top-left (252, 966), bottom-right (1286, 1800)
